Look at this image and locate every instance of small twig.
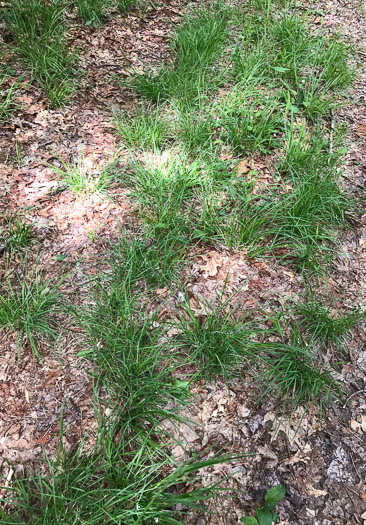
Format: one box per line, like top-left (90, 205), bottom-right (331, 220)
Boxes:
top-left (343, 389), bottom-right (366, 408)
top-left (15, 119), bottom-right (38, 129)
top-left (349, 452), bottom-right (363, 483)
top-left (99, 63), bottom-right (125, 70)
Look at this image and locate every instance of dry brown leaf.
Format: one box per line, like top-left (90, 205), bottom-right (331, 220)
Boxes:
top-left (257, 445), bottom-right (278, 466)
top-left (167, 326), bottom-right (182, 338)
top-left (356, 125), bottom-right (366, 140)
top-left (350, 416), bottom-right (366, 434)
top-left (6, 423), bottom-right (21, 436)
top-left (237, 159), bottom-right (250, 176)
top-left (24, 388), bottom-right (30, 403)
top-left (305, 484), bottom-right (327, 497)
top-left (155, 287), bottom-right (168, 296)
top-left (15, 95), bottom-right (33, 104)
top-left (200, 251), bottom-right (225, 277)
top-left (285, 444), bottom-right (312, 465)
top-left (250, 159), bottom-right (266, 170)
top-left (282, 269), bottom-right (295, 281)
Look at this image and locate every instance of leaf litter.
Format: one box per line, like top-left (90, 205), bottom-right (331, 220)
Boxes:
top-left (0, 0), bottom-right (366, 524)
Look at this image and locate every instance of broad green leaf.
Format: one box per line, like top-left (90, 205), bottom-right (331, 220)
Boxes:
top-left (240, 517), bottom-right (259, 525)
top-left (272, 512), bottom-right (279, 523)
top-left (172, 379), bottom-right (190, 401)
top-left (256, 507), bottom-right (272, 525)
top-left (77, 349), bottom-right (92, 357)
top-left (192, 229), bottom-right (207, 240)
top-left (173, 379), bottom-right (190, 389)
top-left (265, 485), bottom-right (286, 509)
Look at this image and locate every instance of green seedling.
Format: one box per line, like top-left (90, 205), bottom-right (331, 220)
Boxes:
top-left (241, 485), bottom-right (286, 525)
top-left (47, 151), bottom-right (117, 196)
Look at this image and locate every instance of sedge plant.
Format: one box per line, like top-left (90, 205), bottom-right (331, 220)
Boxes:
top-left (47, 151), bottom-right (118, 196)
top-left (0, 256), bottom-right (66, 360)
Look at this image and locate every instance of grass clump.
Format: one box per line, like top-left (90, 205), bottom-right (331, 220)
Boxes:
top-left (232, 44), bottom-right (270, 86)
top-left (172, 288), bottom-right (254, 380)
top-left (8, 0), bottom-right (75, 106)
top-left (1, 415), bottom-right (234, 525)
top-left (123, 154), bottom-right (205, 232)
top-left (313, 36), bottom-right (356, 92)
top-left (297, 296), bottom-right (365, 347)
top-left (256, 342), bottom-right (341, 410)
top-left (266, 14), bottom-right (355, 93)
top-left (231, 11), bottom-right (355, 121)
top-left (270, 170), bottom-right (351, 249)
top-left (79, 286), bottom-right (184, 436)
top-left (108, 228), bottom-right (188, 288)
top-left (171, 2), bottom-right (228, 72)
top-left (175, 102), bottom-right (220, 156)
top-left (277, 122), bottom-right (346, 178)
top-left (0, 258), bottom-right (65, 360)
top-left (191, 176), bottom-right (273, 251)
top-left (127, 2), bottom-right (229, 103)
top-left (272, 122), bottom-right (353, 265)
top-left (193, 158), bottom-right (352, 264)
top-left (0, 71), bottom-right (21, 122)
top-left (123, 154), bottom-right (232, 239)
top-left (75, 0), bottom-right (106, 26)
top-left (217, 88), bottom-right (284, 154)
top-left (112, 103), bottom-right (172, 150)
top-left (47, 151), bottom-right (117, 196)
top-left (0, 210), bottom-right (34, 253)
top-left (75, 0), bottom-right (140, 25)
top-left (222, 197), bottom-right (274, 253)
top-left (117, 0), bottom-right (135, 13)
top-left (187, 188), bottom-right (227, 243)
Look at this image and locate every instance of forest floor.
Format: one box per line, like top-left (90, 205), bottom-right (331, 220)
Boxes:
top-left (0, 0), bottom-right (366, 524)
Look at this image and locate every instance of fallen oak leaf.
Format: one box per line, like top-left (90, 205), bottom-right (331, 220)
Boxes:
top-left (15, 94), bottom-right (33, 104)
top-left (285, 444), bottom-right (312, 465)
top-left (236, 159), bottom-right (251, 176)
top-left (200, 251), bottom-right (225, 277)
top-left (36, 432), bottom-right (52, 446)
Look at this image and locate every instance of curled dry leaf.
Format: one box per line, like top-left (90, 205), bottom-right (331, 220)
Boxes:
top-left (285, 444), bottom-right (312, 465)
top-left (200, 251), bottom-right (225, 277)
top-left (350, 415), bottom-right (366, 434)
top-left (305, 484), bottom-right (327, 498)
